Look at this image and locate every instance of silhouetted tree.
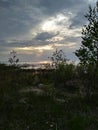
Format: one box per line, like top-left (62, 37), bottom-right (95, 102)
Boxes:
top-left (75, 2), bottom-right (98, 97)
top-left (51, 49), bottom-right (67, 69)
top-left (75, 2), bottom-right (98, 66)
top-left (50, 49), bottom-right (69, 87)
top-left (8, 50), bottom-right (19, 66)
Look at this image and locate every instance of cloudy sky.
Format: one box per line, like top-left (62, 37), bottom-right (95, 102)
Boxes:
top-left (0, 0), bottom-right (97, 64)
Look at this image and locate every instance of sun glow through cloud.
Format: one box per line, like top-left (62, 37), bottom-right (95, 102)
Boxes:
top-left (42, 20), bottom-right (56, 31)
top-left (42, 14), bottom-right (69, 32)
top-left (54, 43), bottom-right (77, 48)
top-left (17, 44), bottom-right (53, 52)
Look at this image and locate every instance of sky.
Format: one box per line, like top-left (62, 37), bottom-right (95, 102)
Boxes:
top-left (0, 0), bottom-right (97, 64)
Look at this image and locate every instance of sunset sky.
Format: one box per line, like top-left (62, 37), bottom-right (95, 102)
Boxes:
top-left (0, 0), bottom-right (96, 64)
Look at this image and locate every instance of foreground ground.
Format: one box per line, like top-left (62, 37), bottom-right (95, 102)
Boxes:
top-left (0, 86), bottom-right (98, 130)
top-left (0, 64), bottom-right (98, 130)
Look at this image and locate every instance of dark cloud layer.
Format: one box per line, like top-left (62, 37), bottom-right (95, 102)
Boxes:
top-left (35, 32), bottom-right (59, 41)
top-left (0, 0), bottom-right (89, 39)
top-left (39, 0), bottom-right (87, 14)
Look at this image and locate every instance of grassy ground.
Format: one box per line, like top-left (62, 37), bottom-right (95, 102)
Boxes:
top-left (0, 64), bottom-right (98, 130)
top-left (0, 88), bottom-right (98, 130)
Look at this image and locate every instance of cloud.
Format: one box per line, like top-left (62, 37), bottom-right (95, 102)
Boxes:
top-left (0, 0), bottom-right (96, 63)
top-left (34, 32), bottom-right (59, 41)
top-left (39, 0), bottom-right (88, 15)
top-left (0, 0), bottom-right (89, 39)
top-left (69, 11), bottom-right (87, 28)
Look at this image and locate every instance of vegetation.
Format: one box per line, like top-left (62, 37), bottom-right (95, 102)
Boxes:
top-left (0, 63), bottom-right (98, 130)
top-left (0, 2), bottom-right (98, 130)
top-left (75, 4), bottom-right (98, 66)
top-left (75, 3), bottom-right (98, 97)
top-left (8, 50), bottom-right (19, 66)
